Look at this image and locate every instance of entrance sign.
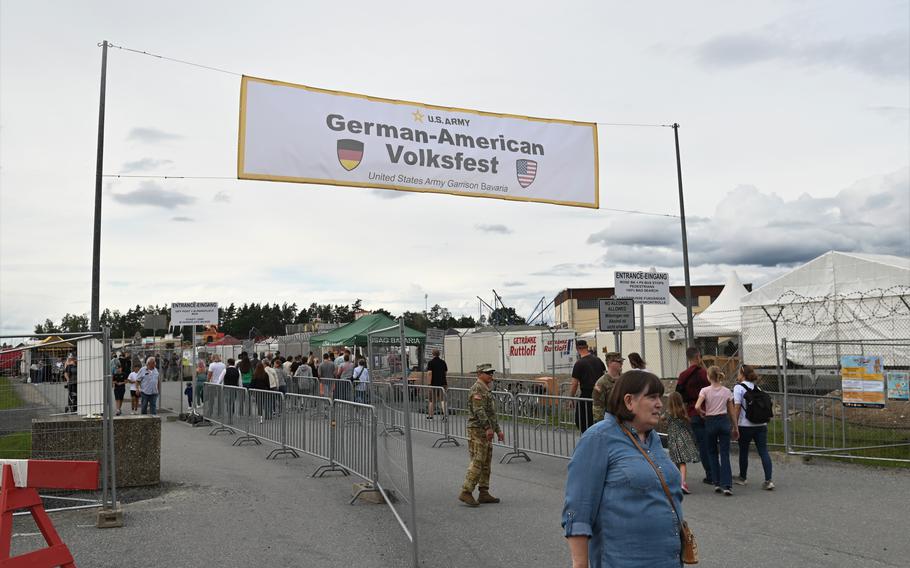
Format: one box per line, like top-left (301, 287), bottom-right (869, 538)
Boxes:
top-left (170, 302), bottom-right (219, 327)
top-left (599, 299), bottom-right (635, 332)
top-left (238, 76), bottom-right (599, 208)
top-left (840, 355), bottom-right (886, 408)
top-left (614, 271), bottom-right (671, 305)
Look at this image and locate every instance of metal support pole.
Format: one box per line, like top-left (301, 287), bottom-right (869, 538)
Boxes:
top-left (673, 123), bottom-right (696, 347)
top-left (658, 327), bottom-right (666, 378)
top-left (91, 41), bottom-right (109, 332)
top-left (550, 329), bottom-right (556, 377)
top-left (458, 332), bottom-right (464, 375)
top-left (100, 327), bottom-right (111, 509)
top-left (399, 319), bottom-right (419, 567)
top-left (639, 304), bottom-right (646, 361)
top-left (614, 331), bottom-right (620, 352)
top-left (781, 338), bottom-right (791, 454)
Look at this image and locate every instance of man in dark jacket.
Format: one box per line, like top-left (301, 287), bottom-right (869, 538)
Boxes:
top-left (677, 346), bottom-right (712, 484)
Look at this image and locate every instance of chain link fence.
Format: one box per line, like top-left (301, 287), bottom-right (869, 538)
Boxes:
top-left (0, 331), bottom-right (117, 513)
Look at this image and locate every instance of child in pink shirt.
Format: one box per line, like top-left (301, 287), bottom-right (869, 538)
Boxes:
top-left (695, 366), bottom-right (740, 495)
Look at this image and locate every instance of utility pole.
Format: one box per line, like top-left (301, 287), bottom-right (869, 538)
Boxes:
top-left (673, 124), bottom-right (696, 347)
top-left (91, 40), bottom-right (109, 331)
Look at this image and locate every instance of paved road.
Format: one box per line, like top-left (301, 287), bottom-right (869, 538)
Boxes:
top-left (9, 412), bottom-right (910, 567)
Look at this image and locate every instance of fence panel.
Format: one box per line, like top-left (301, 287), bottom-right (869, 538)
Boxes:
top-left (284, 393), bottom-right (333, 462)
top-left (0, 332), bottom-right (115, 512)
top-left (333, 399), bottom-right (378, 484)
top-left (773, 338), bottom-right (910, 464)
top-left (514, 393), bottom-right (583, 459)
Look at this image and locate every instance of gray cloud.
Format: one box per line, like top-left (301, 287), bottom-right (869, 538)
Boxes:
top-left (120, 158), bottom-right (173, 173)
top-left (502, 281), bottom-right (525, 287)
top-left (213, 191), bottom-right (231, 203)
top-left (111, 181), bottom-right (195, 209)
top-left (475, 224), bottom-right (513, 234)
top-left (127, 127), bottom-right (183, 143)
top-left (695, 29), bottom-right (909, 79)
top-left (531, 263), bottom-right (598, 278)
top-left (171, 216), bottom-right (194, 223)
top-left (588, 168), bottom-right (910, 268)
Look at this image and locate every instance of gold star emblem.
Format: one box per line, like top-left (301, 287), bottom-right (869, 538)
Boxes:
top-left (412, 109), bottom-right (424, 123)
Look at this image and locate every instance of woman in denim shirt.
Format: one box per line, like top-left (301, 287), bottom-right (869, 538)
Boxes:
top-left (563, 372), bottom-right (684, 568)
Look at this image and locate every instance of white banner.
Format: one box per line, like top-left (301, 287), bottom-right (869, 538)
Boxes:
top-left (238, 76), bottom-right (599, 208)
top-left (170, 302), bottom-right (219, 326)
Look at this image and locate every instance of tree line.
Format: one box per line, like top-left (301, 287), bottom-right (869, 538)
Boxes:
top-left (33, 300), bottom-right (527, 338)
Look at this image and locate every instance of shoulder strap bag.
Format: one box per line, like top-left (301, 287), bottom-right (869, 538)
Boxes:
top-left (620, 424), bottom-right (699, 564)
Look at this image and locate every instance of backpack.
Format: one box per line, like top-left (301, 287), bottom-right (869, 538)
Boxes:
top-left (740, 383), bottom-right (773, 423)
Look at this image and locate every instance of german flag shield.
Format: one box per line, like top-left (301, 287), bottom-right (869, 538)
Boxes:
top-left (337, 139), bottom-right (364, 171)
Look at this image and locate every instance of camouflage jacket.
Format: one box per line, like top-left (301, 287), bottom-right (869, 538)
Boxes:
top-left (591, 373), bottom-right (619, 422)
top-left (467, 380), bottom-right (500, 433)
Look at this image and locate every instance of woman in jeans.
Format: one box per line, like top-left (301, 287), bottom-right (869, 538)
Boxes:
top-left (250, 362), bottom-right (271, 422)
top-left (563, 371), bottom-right (684, 568)
top-left (194, 360), bottom-right (207, 408)
top-left (732, 365), bottom-right (775, 490)
top-left (695, 366), bottom-right (739, 495)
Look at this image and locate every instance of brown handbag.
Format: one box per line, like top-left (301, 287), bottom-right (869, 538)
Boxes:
top-left (621, 424), bottom-right (699, 564)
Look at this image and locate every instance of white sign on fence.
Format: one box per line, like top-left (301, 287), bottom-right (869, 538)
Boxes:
top-left (599, 299), bottom-right (636, 332)
top-left (614, 271), bottom-right (671, 305)
top-left (170, 302), bottom-right (219, 326)
top-left (238, 76), bottom-right (599, 208)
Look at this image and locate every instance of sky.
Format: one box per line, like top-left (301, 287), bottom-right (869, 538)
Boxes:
top-left (1, 0), bottom-right (908, 333)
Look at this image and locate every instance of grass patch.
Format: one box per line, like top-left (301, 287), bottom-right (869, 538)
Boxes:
top-left (0, 377), bottom-right (24, 411)
top-left (766, 416), bottom-right (910, 467)
top-left (0, 432), bottom-right (31, 459)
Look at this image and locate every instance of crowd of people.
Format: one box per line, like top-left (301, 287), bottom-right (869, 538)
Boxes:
top-left (174, 348), bottom-right (375, 420)
top-left (562, 344), bottom-right (776, 567)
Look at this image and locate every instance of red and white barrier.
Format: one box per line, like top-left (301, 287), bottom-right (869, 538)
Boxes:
top-left (0, 460), bottom-right (99, 568)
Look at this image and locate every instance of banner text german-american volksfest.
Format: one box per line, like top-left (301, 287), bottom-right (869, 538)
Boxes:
top-left (238, 76), bottom-right (598, 208)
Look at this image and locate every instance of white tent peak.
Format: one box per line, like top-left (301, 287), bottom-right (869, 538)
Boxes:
top-left (693, 271), bottom-right (750, 336)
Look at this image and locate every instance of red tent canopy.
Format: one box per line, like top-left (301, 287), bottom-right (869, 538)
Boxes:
top-left (206, 335), bottom-right (241, 346)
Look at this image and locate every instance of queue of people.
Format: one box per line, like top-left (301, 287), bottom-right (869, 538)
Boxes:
top-left (563, 345), bottom-right (776, 567)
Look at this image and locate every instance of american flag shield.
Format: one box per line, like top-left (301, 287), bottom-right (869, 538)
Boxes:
top-left (516, 159), bottom-right (538, 188)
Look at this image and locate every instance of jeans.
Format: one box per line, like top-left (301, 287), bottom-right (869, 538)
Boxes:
top-left (689, 415), bottom-right (712, 480)
top-left (705, 415), bottom-right (732, 489)
top-left (140, 393), bottom-right (159, 415)
top-left (738, 425), bottom-right (773, 482)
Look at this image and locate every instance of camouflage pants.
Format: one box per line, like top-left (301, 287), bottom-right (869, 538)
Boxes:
top-left (462, 428), bottom-right (492, 493)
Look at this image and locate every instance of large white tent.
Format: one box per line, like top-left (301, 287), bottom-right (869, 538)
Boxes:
top-left (740, 251), bottom-right (910, 366)
top-left (694, 271), bottom-right (751, 337)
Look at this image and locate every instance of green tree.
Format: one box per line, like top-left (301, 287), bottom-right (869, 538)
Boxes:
top-left (489, 307), bottom-right (525, 327)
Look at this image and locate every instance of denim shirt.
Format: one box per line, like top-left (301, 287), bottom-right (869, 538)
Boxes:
top-left (562, 414), bottom-right (683, 568)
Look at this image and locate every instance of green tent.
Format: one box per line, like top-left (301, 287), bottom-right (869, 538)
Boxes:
top-left (309, 314), bottom-right (425, 349)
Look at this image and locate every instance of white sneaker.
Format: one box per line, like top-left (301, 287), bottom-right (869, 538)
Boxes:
top-left (762, 480), bottom-right (775, 490)
top-left (734, 477), bottom-right (747, 486)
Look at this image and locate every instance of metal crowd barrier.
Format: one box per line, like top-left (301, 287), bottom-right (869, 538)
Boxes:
top-left (443, 387), bottom-right (530, 463)
top-left (317, 377), bottom-right (356, 401)
top-left (513, 393), bottom-right (583, 459)
top-left (406, 385), bottom-right (459, 448)
top-left (200, 384), bottom-right (381, 503)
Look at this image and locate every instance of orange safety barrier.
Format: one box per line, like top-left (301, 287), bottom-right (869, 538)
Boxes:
top-left (0, 460), bottom-right (100, 568)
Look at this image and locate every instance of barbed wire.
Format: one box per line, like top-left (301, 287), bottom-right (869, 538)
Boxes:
top-left (769, 286), bottom-right (910, 325)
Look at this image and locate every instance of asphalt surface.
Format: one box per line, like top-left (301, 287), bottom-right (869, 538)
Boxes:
top-left (8, 386), bottom-right (910, 567)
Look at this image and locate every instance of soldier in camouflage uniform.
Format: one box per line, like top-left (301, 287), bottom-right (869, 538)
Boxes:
top-left (591, 352), bottom-right (624, 423)
top-left (459, 364), bottom-right (504, 507)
